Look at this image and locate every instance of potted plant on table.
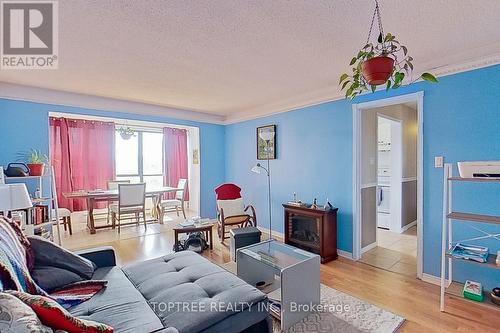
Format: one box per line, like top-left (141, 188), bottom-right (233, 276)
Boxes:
top-left (339, 0), bottom-right (437, 99)
top-left (19, 149), bottom-right (49, 176)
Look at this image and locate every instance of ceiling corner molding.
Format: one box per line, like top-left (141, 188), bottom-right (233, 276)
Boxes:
top-left (224, 88), bottom-right (344, 124)
top-left (427, 52), bottom-right (500, 78)
top-left (225, 53), bottom-right (500, 125)
top-left (0, 82), bottom-right (225, 125)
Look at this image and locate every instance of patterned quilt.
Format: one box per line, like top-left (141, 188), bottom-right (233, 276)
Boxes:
top-left (0, 216), bottom-right (106, 308)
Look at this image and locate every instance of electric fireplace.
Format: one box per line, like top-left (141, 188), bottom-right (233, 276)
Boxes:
top-left (283, 203), bottom-right (338, 263)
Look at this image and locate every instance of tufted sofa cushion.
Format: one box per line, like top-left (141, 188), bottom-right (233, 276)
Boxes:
top-left (122, 251), bottom-right (269, 333)
top-left (68, 266), bottom-right (164, 333)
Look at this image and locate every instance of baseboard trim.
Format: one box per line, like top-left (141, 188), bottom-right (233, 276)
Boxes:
top-left (257, 226), bottom-right (284, 241)
top-left (337, 250), bottom-right (353, 260)
top-left (422, 273), bottom-right (450, 286)
top-left (397, 220), bottom-right (417, 234)
top-left (361, 242), bottom-right (377, 254)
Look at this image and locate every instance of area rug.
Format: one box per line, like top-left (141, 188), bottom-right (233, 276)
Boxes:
top-left (220, 262), bottom-right (405, 333)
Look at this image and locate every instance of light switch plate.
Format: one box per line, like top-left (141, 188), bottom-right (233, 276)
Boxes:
top-left (435, 156), bottom-right (444, 168)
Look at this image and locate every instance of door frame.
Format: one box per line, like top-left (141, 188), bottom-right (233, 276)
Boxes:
top-left (352, 91), bottom-right (424, 279)
top-left (377, 114), bottom-right (403, 234)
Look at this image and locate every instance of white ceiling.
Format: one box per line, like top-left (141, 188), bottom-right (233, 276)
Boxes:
top-left (2, 0), bottom-right (500, 123)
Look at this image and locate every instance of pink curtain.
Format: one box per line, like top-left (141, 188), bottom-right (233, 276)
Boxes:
top-left (163, 127), bottom-right (189, 200)
top-left (50, 117), bottom-right (115, 211)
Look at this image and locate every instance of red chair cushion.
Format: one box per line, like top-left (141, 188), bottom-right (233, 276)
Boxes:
top-left (6, 290), bottom-right (113, 333)
top-left (214, 183), bottom-right (242, 200)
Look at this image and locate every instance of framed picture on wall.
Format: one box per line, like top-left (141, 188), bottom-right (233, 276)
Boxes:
top-left (257, 125), bottom-right (276, 160)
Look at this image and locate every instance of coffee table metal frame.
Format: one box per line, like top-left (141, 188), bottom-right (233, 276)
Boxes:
top-left (236, 239), bottom-right (320, 330)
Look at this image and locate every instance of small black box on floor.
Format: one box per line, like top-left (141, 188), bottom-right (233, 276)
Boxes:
top-left (230, 227), bottom-right (262, 262)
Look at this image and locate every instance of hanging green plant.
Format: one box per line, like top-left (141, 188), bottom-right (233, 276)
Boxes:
top-left (117, 126), bottom-right (136, 140)
top-left (339, 0), bottom-right (437, 99)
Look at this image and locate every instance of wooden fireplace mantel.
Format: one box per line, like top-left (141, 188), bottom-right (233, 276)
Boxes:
top-left (283, 203), bottom-right (338, 263)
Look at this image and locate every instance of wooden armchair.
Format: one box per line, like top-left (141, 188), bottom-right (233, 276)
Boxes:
top-left (215, 183), bottom-right (257, 242)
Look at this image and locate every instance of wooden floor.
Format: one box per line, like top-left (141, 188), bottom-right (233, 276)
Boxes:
top-left (60, 213), bottom-right (500, 333)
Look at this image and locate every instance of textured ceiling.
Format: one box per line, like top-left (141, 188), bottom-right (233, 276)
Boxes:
top-left (1, 0), bottom-right (500, 122)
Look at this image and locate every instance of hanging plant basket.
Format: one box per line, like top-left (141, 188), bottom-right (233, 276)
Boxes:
top-left (339, 0), bottom-right (437, 99)
top-left (117, 126), bottom-right (135, 140)
top-left (361, 56), bottom-right (395, 85)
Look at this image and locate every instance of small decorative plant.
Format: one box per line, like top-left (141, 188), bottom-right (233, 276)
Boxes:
top-left (339, 0), bottom-right (437, 99)
top-left (117, 126), bottom-right (136, 140)
top-left (18, 149), bottom-right (49, 164)
top-left (18, 149), bottom-right (49, 176)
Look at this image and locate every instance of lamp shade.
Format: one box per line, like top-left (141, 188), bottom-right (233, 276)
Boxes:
top-left (0, 184), bottom-right (32, 211)
top-left (251, 165), bottom-right (262, 174)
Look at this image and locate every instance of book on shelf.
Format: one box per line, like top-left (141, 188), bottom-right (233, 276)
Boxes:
top-left (31, 205), bottom-right (49, 225)
top-left (450, 243), bottom-right (489, 263)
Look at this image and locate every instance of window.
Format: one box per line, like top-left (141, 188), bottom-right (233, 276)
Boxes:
top-left (115, 130), bottom-right (163, 189)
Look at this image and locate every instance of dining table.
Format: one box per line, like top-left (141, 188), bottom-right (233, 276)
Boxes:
top-left (63, 186), bottom-right (181, 234)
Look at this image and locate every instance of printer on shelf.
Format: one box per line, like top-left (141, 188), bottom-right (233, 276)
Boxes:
top-left (457, 161), bottom-right (500, 179)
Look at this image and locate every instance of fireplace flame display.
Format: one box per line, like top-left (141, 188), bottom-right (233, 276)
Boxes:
top-left (291, 229), bottom-right (320, 244)
top-left (289, 216), bottom-right (321, 248)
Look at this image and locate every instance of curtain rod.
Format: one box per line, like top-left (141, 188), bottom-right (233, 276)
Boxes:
top-left (51, 116), bottom-right (187, 134)
top-left (48, 112), bottom-right (196, 132)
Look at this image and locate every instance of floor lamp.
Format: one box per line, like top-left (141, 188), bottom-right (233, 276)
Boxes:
top-left (251, 131), bottom-right (274, 240)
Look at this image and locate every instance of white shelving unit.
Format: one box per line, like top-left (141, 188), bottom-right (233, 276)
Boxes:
top-left (5, 167), bottom-right (62, 245)
top-left (440, 163), bottom-right (500, 312)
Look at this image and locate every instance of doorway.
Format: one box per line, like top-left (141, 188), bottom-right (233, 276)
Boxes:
top-left (376, 115), bottom-right (402, 232)
top-left (352, 92), bottom-right (423, 279)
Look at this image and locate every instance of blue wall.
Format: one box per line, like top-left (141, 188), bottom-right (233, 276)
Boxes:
top-left (225, 64), bottom-right (500, 289)
top-left (1, 64), bottom-right (499, 288)
top-left (0, 99), bottom-right (225, 218)
top-left (225, 101), bottom-right (354, 252)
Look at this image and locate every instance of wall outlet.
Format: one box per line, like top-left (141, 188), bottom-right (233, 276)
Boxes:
top-left (435, 156), bottom-right (444, 168)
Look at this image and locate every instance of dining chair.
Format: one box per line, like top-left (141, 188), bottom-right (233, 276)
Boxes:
top-left (110, 183), bottom-right (147, 233)
top-left (106, 180), bottom-right (131, 224)
top-left (159, 179), bottom-right (187, 222)
top-left (52, 208), bottom-right (72, 235)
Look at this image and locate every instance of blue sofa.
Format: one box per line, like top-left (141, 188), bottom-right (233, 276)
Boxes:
top-left (71, 248), bottom-right (272, 333)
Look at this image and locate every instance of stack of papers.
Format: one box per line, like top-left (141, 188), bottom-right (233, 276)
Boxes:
top-left (179, 218), bottom-right (213, 227)
top-left (179, 220), bottom-right (195, 227)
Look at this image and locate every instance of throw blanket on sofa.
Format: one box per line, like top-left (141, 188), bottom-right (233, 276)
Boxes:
top-left (0, 217), bottom-right (106, 308)
top-left (0, 219), bottom-right (40, 293)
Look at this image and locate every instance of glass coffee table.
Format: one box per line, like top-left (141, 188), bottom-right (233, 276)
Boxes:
top-left (236, 239), bottom-right (320, 330)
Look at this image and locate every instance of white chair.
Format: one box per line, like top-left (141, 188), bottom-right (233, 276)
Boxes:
top-left (106, 180), bottom-right (130, 224)
top-left (159, 179), bottom-right (187, 222)
top-left (110, 183), bottom-right (147, 233)
top-left (52, 208), bottom-right (72, 235)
